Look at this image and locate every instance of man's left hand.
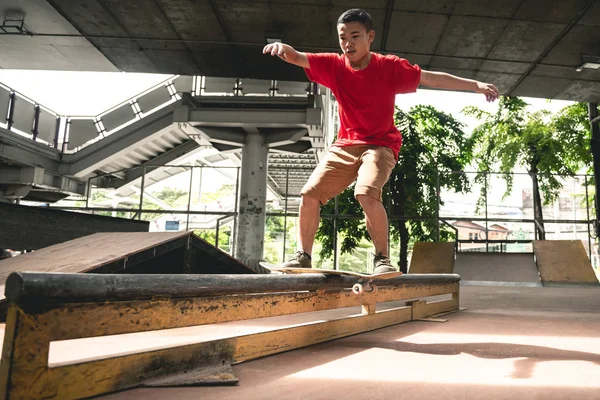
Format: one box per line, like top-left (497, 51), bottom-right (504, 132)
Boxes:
top-left (476, 82), bottom-right (500, 102)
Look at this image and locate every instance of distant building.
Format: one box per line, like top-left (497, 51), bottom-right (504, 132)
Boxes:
top-left (489, 224), bottom-right (511, 240)
top-left (452, 221), bottom-right (511, 241)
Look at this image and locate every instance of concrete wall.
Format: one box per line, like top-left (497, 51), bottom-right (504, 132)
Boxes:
top-left (454, 253), bottom-right (541, 285)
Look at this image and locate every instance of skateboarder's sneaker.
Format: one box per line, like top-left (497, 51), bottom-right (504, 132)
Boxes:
top-left (281, 251), bottom-right (312, 268)
top-left (373, 254), bottom-right (397, 274)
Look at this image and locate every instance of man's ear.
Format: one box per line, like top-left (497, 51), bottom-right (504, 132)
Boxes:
top-left (368, 30), bottom-right (375, 44)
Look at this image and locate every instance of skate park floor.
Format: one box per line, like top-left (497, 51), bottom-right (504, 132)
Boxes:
top-left (99, 284), bottom-right (600, 400)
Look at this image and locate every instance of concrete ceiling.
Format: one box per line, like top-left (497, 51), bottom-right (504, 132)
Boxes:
top-left (0, 0), bottom-right (117, 71)
top-left (2, 0), bottom-right (600, 102)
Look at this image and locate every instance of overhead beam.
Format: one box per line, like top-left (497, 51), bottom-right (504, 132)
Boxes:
top-left (263, 128), bottom-right (307, 146)
top-left (187, 108), bottom-right (312, 127)
top-left (0, 130), bottom-right (61, 171)
top-left (380, 0), bottom-right (395, 52)
top-left (193, 126), bottom-right (246, 145)
top-left (0, 166), bottom-right (86, 200)
top-left (269, 141), bottom-right (312, 154)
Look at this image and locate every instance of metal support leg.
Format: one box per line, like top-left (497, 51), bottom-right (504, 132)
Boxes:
top-left (589, 103), bottom-right (600, 237)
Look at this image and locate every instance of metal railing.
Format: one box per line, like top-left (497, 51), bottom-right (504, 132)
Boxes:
top-left (49, 165), bottom-right (598, 273)
top-left (1, 76), bottom-right (316, 154)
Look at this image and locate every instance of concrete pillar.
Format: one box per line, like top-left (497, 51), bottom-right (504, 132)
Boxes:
top-left (235, 129), bottom-right (269, 263)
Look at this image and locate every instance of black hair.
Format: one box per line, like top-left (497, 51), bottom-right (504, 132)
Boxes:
top-left (337, 9), bottom-right (373, 32)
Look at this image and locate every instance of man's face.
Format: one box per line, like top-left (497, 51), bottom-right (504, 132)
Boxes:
top-left (337, 21), bottom-right (375, 61)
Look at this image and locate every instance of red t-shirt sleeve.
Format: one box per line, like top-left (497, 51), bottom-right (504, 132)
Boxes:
top-left (391, 56), bottom-right (421, 94)
top-left (304, 53), bottom-right (340, 89)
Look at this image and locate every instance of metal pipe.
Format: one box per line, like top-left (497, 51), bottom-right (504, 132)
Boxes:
top-left (138, 166), bottom-right (146, 221)
top-left (333, 195), bottom-right (339, 270)
top-left (44, 206), bottom-right (596, 225)
top-left (186, 166), bottom-right (194, 231)
top-left (386, 181), bottom-right (392, 257)
top-left (5, 272), bottom-right (461, 303)
top-left (85, 176), bottom-right (91, 209)
top-left (6, 92), bottom-right (15, 130)
top-left (436, 170), bottom-right (440, 241)
top-left (484, 172), bottom-right (489, 251)
top-left (215, 217), bottom-right (220, 248)
top-left (586, 175), bottom-right (592, 259)
top-left (589, 103), bottom-right (600, 238)
top-left (232, 167), bottom-right (240, 258)
top-left (198, 166), bottom-right (203, 204)
top-left (52, 116), bottom-right (61, 149)
top-left (32, 105), bottom-right (40, 141)
top-left (282, 167), bottom-right (290, 263)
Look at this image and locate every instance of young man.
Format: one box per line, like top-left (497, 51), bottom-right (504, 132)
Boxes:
top-left (263, 8), bottom-right (499, 273)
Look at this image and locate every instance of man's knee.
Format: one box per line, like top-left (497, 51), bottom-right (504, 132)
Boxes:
top-left (354, 185), bottom-right (383, 205)
top-left (355, 193), bottom-right (381, 209)
top-left (301, 193), bottom-right (321, 207)
top-left (301, 185), bottom-right (330, 206)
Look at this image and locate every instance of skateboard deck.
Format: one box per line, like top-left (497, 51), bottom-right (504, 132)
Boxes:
top-left (259, 262), bottom-right (403, 294)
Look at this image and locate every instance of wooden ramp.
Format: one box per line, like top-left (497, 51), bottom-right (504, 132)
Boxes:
top-left (533, 240), bottom-right (599, 286)
top-left (409, 242), bottom-right (455, 273)
top-left (0, 232), bottom-right (255, 304)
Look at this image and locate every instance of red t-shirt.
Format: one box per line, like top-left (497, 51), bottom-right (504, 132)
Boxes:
top-left (304, 52), bottom-right (421, 158)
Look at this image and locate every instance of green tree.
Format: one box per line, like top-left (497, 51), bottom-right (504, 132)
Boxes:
top-left (316, 105), bottom-right (475, 273)
top-left (195, 227), bottom-right (232, 250)
top-left (201, 184), bottom-right (234, 204)
top-left (465, 98), bottom-right (591, 239)
top-left (389, 106), bottom-right (475, 272)
top-left (155, 187), bottom-right (188, 207)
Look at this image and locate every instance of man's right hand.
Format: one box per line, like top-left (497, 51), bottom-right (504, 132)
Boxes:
top-left (263, 42), bottom-right (291, 61)
top-left (262, 43), bottom-right (309, 68)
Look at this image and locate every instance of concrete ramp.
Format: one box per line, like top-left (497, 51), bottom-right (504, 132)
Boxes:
top-left (454, 253), bottom-right (542, 287)
top-left (409, 242), bottom-right (455, 273)
top-left (533, 240), bottom-right (599, 286)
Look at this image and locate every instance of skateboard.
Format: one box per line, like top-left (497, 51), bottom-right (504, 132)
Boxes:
top-left (259, 262), bottom-right (403, 295)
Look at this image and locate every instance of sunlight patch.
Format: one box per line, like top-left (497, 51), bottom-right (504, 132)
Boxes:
top-left (289, 347), bottom-right (600, 388)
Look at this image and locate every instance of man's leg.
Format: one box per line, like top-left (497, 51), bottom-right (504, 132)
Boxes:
top-left (354, 146), bottom-right (397, 272)
top-left (298, 194), bottom-right (321, 255)
top-left (356, 195), bottom-right (389, 256)
top-left (283, 146), bottom-right (360, 267)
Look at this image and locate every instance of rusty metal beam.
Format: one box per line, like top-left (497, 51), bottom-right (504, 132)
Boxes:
top-left (0, 271), bottom-right (460, 399)
top-left (5, 272), bottom-right (460, 303)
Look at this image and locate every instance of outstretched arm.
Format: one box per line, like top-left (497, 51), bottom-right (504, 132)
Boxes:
top-left (263, 42), bottom-right (310, 69)
top-left (420, 70), bottom-right (499, 102)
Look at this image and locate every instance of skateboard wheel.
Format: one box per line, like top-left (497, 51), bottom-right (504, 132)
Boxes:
top-left (352, 283), bottom-right (364, 295)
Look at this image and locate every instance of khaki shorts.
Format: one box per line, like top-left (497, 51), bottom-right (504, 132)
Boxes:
top-left (301, 145), bottom-right (397, 205)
